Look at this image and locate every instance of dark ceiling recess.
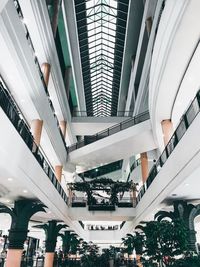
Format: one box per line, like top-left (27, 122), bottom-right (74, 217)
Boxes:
top-left (79, 160), bottom-right (123, 179)
top-left (74, 0), bottom-right (129, 116)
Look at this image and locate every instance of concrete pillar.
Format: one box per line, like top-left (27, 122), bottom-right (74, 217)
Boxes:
top-left (131, 190), bottom-right (137, 207)
top-left (34, 221), bottom-right (66, 267)
top-left (146, 17), bottom-right (153, 37)
top-left (55, 165), bottom-right (62, 182)
top-left (31, 119), bottom-right (43, 146)
top-left (161, 119), bottom-right (174, 146)
top-left (140, 152), bottom-right (148, 183)
top-left (6, 249), bottom-right (23, 267)
top-left (59, 120), bottom-right (67, 138)
top-left (4, 200), bottom-right (45, 267)
top-left (44, 252), bottom-right (55, 267)
top-left (41, 63), bottom-right (51, 86)
top-left (136, 255), bottom-right (143, 267)
top-left (64, 67), bottom-right (71, 100)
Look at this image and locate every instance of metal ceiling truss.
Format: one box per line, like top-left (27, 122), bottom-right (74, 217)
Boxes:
top-left (74, 0), bottom-right (129, 116)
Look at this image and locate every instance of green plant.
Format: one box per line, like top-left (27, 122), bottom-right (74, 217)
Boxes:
top-left (81, 242), bottom-right (100, 267)
top-left (155, 200), bottom-right (200, 251)
top-left (102, 246), bottom-right (116, 259)
top-left (137, 219), bottom-right (188, 266)
top-left (168, 254), bottom-right (200, 267)
top-left (122, 233), bottom-right (144, 256)
top-left (68, 178), bottom-right (137, 205)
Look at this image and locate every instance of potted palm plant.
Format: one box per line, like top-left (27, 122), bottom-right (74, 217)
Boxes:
top-left (102, 246), bottom-right (116, 267)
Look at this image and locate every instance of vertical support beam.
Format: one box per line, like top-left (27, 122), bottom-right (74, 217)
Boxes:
top-left (130, 181), bottom-right (137, 206)
top-left (41, 63), bottom-right (51, 86)
top-left (55, 165), bottom-right (62, 183)
top-left (140, 152), bottom-right (148, 183)
top-left (131, 189), bottom-right (137, 207)
top-left (44, 253), bottom-right (55, 267)
top-left (60, 231), bottom-right (71, 257)
top-left (146, 17), bottom-right (153, 37)
top-left (51, 0), bottom-right (61, 38)
top-left (2, 200), bottom-right (45, 267)
top-left (34, 221), bottom-right (66, 267)
top-left (64, 67), bottom-right (71, 100)
top-left (59, 120), bottom-right (67, 138)
top-left (31, 119), bottom-right (43, 146)
top-left (161, 119), bottom-right (173, 146)
top-left (6, 250), bottom-right (23, 267)
top-left (136, 255), bottom-right (143, 267)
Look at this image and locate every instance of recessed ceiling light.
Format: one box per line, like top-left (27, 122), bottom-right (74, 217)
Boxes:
top-left (23, 190), bottom-right (28, 193)
top-left (7, 178), bottom-right (13, 182)
top-left (48, 211), bottom-right (52, 214)
top-left (184, 183), bottom-right (189, 186)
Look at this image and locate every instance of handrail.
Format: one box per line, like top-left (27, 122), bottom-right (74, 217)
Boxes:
top-left (72, 110), bottom-right (134, 117)
top-left (80, 160), bottom-right (123, 179)
top-left (68, 110), bottom-right (150, 152)
top-left (13, 0), bottom-right (67, 151)
top-left (136, 89), bottom-right (200, 204)
top-left (71, 197), bottom-right (136, 209)
top-left (0, 80), bottom-right (68, 204)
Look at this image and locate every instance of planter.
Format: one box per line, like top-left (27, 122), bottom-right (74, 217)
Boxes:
top-left (88, 205), bottom-right (115, 211)
top-left (71, 202), bottom-right (86, 207)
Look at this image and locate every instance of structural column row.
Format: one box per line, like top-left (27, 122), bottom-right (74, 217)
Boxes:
top-left (31, 62), bottom-right (68, 183)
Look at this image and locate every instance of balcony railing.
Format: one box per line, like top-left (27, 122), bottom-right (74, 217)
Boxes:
top-left (68, 110), bottom-right (150, 152)
top-left (80, 160), bottom-right (123, 179)
top-left (0, 79), bottom-right (68, 204)
top-left (136, 89), bottom-right (200, 204)
top-left (13, 0), bottom-right (67, 151)
top-left (88, 224), bottom-right (120, 231)
top-left (126, 158), bottom-right (141, 182)
top-left (72, 110), bottom-right (133, 117)
top-left (71, 197), bottom-right (135, 210)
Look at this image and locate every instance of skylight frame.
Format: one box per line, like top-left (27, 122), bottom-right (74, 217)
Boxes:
top-left (75, 0), bottom-right (129, 116)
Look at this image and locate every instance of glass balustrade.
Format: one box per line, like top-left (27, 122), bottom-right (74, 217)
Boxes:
top-left (0, 79), bottom-right (68, 204)
top-left (136, 89), bottom-right (200, 204)
top-left (68, 110), bottom-right (150, 152)
top-left (13, 0), bottom-right (67, 151)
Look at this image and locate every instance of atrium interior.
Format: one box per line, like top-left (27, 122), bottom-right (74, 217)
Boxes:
top-left (0, 0), bottom-right (200, 266)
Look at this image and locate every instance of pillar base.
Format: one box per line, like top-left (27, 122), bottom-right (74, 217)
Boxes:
top-left (44, 252), bottom-right (55, 267)
top-left (6, 249), bottom-right (23, 267)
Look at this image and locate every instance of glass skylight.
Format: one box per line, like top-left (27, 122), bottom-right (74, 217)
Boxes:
top-left (75, 0), bottom-right (129, 116)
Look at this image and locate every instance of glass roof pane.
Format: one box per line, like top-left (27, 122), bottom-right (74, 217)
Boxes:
top-left (75, 0), bottom-right (129, 116)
